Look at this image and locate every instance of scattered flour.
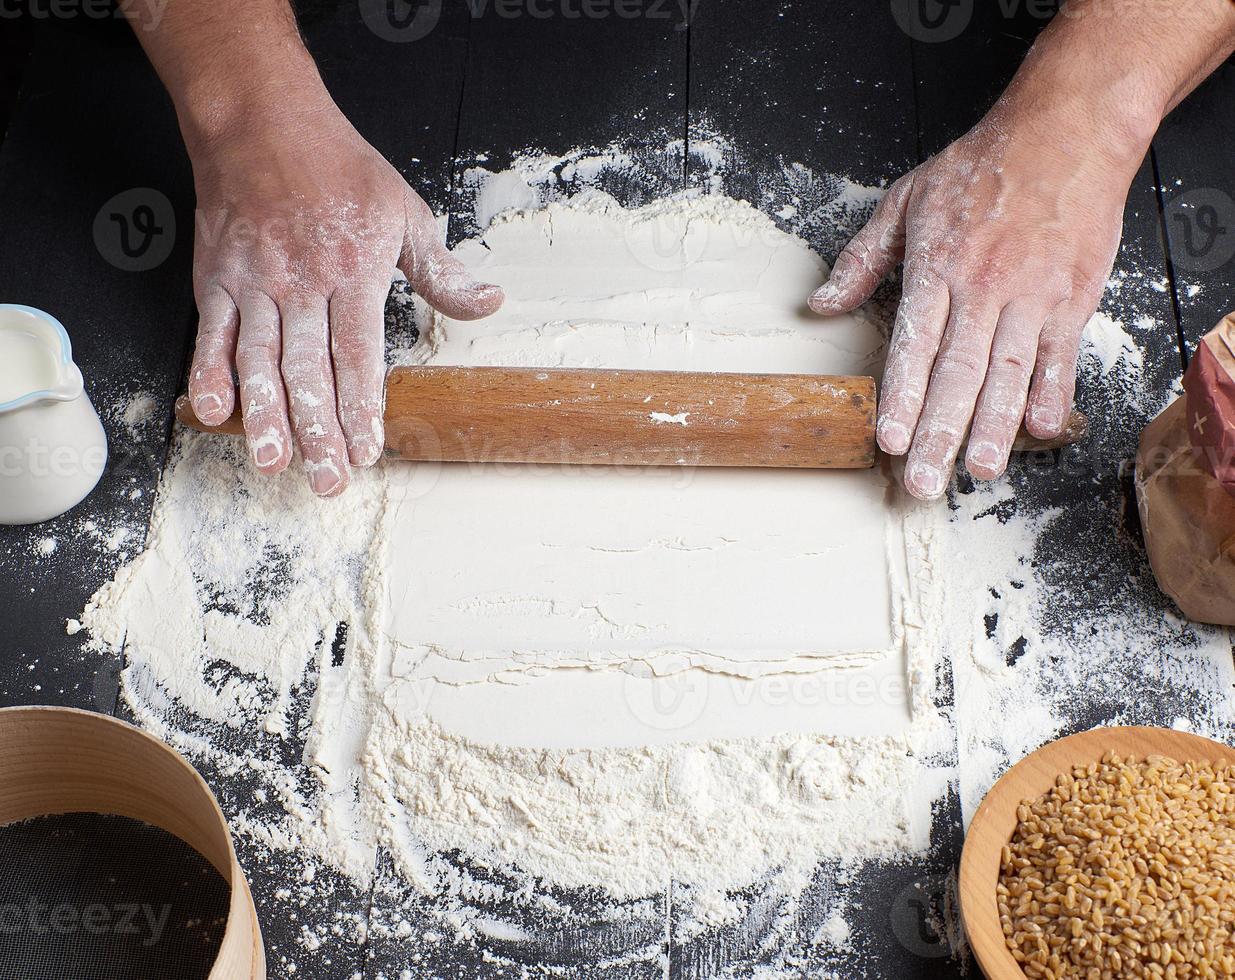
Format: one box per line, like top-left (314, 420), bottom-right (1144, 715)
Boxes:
top-left (79, 189), bottom-right (951, 933)
top-left (69, 140), bottom-right (1225, 975)
top-left (1081, 311), bottom-right (1145, 380)
top-left (121, 391), bottom-right (159, 439)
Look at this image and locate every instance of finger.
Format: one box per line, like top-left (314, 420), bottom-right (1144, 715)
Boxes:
top-left (965, 303), bottom-right (1046, 481)
top-left (235, 294), bottom-right (293, 475)
top-left (399, 205), bottom-right (503, 321)
top-left (876, 268), bottom-right (950, 456)
top-left (904, 304), bottom-right (999, 500)
top-left (329, 286), bottom-right (388, 468)
top-left (808, 176), bottom-right (912, 314)
top-left (280, 294), bottom-right (351, 497)
top-left (188, 287), bottom-right (239, 426)
top-left (1025, 300), bottom-right (1089, 440)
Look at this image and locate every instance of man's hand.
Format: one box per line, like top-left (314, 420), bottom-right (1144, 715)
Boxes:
top-left (808, 111), bottom-right (1131, 499)
top-left (807, 0), bottom-right (1235, 500)
top-left (187, 101), bottom-right (501, 496)
top-left (121, 0), bottom-right (502, 496)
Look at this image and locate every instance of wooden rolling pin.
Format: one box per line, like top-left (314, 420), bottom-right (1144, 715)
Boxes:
top-left (175, 365), bottom-right (1088, 469)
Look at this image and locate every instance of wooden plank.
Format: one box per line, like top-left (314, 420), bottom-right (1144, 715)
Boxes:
top-left (0, 5), bottom-right (474, 978)
top-left (684, 3), bottom-right (967, 977)
top-left (1152, 60), bottom-right (1235, 354)
top-left (687, 2), bottom-right (916, 185)
top-left (299, 0), bottom-right (471, 214)
top-left (912, 14), bottom-right (1218, 980)
top-left (273, 5), bottom-right (475, 978)
top-left (686, 0), bottom-right (917, 267)
top-left (447, 0), bottom-right (689, 245)
top-left (363, 4), bottom-right (688, 977)
top-left (0, 17), bottom-right (193, 713)
top-left (0, 11), bottom-right (32, 141)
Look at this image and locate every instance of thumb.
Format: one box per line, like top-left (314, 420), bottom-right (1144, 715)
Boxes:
top-left (808, 175), bottom-right (912, 315)
top-left (399, 204), bottom-right (504, 321)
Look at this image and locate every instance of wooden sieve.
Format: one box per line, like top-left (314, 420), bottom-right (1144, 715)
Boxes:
top-left (0, 705), bottom-right (265, 979)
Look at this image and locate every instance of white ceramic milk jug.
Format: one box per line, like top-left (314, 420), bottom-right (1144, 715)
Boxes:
top-left (0, 305), bottom-right (108, 525)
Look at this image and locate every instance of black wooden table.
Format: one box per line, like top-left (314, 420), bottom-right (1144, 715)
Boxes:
top-left (1, 2), bottom-right (1233, 977)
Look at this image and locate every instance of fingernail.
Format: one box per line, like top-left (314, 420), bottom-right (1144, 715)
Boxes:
top-left (906, 460), bottom-right (946, 500)
top-left (352, 439), bottom-right (383, 468)
top-left (253, 437), bottom-right (282, 469)
top-left (808, 281), bottom-right (840, 312)
top-left (967, 440), bottom-right (1001, 475)
top-left (877, 418), bottom-right (911, 455)
top-left (469, 281), bottom-right (504, 305)
top-left (194, 393), bottom-right (223, 422)
top-left (1028, 406), bottom-right (1062, 435)
top-left (308, 463), bottom-right (344, 497)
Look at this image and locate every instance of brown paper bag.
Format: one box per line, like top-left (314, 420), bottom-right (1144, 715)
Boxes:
top-left (1136, 314), bottom-right (1235, 626)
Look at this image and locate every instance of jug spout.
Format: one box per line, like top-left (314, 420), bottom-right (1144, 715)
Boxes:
top-left (0, 304), bottom-right (84, 411)
top-left (0, 304), bottom-right (108, 525)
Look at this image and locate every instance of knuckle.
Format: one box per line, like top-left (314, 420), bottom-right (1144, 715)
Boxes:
top-left (192, 269), bottom-right (221, 301)
top-left (887, 172), bottom-right (915, 206)
top-left (280, 348), bottom-right (328, 385)
top-left (841, 238), bottom-right (876, 271)
top-left (880, 376), bottom-right (926, 411)
top-left (1036, 332), bottom-right (1077, 363)
top-left (281, 310), bottom-right (329, 347)
top-left (331, 332), bottom-right (383, 365)
top-left (236, 342), bottom-right (279, 376)
top-left (966, 262), bottom-right (1004, 294)
top-left (980, 394), bottom-right (1027, 427)
top-left (995, 351), bottom-right (1032, 373)
top-left (915, 416), bottom-right (964, 451)
top-left (292, 417), bottom-right (341, 451)
top-left (240, 376), bottom-right (282, 413)
top-left (935, 348), bottom-right (985, 384)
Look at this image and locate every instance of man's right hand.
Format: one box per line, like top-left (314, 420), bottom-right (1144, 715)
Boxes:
top-left (186, 97), bottom-right (502, 497)
top-left (120, 0), bottom-right (503, 497)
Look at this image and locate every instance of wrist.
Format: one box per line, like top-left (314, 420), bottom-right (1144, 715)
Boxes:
top-left (990, 66), bottom-right (1158, 176)
top-left (172, 43), bottom-right (333, 156)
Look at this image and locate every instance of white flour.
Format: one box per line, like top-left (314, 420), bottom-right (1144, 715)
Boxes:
top-left (69, 140), bottom-right (1231, 972)
top-left (381, 193), bottom-right (911, 749)
top-left (80, 188), bottom-right (951, 917)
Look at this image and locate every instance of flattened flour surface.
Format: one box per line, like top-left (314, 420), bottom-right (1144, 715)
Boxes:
top-left (382, 193), bottom-right (910, 748)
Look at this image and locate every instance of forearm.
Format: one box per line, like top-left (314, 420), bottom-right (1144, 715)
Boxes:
top-left (120, 0), bottom-right (329, 152)
top-left (993, 0), bottom-right (1235, 163)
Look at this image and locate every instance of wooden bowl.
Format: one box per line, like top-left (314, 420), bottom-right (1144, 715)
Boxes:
top-left (0, 706), bottom-right (265, 979)
top-left (959, 725), bottom-right (1235, 979)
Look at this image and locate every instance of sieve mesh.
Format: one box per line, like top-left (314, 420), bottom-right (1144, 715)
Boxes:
top-left (0, 812), bottom-right (229, 979)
